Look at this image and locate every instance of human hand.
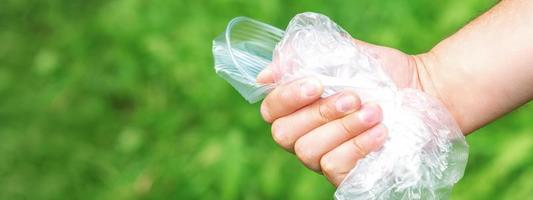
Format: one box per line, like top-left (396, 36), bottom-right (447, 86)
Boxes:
top-left (256, 39), bottom-right (424, 186)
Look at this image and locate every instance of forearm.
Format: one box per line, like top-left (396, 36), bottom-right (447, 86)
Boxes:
top-left (416, 0), bottom-right (533, 134)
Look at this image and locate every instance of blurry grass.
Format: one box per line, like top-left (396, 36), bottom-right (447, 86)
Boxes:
top-left (1, 0), bottom-right (531, 199)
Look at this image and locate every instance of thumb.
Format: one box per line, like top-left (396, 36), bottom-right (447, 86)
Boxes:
top-left (256, 64), bottom-right (275, 84)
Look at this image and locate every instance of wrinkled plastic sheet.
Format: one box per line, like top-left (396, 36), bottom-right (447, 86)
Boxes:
top-left (213, 12), bottom-right (468, 200)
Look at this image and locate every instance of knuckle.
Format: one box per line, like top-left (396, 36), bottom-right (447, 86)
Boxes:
top-left (336, 118), bottom-right (355, 136)
top-left (352, 138), bottom-right (369, 157)
top-left (317, 100), bottom-right (334, 123)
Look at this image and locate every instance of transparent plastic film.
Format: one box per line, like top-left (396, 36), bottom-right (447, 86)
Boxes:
top-left (213, 12), bottom-right (469, 200)
top-left (213, 17), bottom-right (283, 103)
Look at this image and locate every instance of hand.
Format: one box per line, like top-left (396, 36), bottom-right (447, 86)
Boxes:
top-left (257, 39), bottom-right (424, 186)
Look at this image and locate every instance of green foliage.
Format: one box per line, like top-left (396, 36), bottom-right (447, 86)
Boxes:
top-left (0, 0), bottom-right (531, 199)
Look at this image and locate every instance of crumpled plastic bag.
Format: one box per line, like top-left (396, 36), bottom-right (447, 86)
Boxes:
top-left (213, 12), bottom-right (469, 200)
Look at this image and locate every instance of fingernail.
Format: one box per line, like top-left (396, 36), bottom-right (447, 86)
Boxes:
top-left (358, 104), bottom-right (382, 124)
top-left (368, 125), bottom-right (387, 139)
top-left (336, 94), bottom-right (356, 112)
top-left (261, 103), bottom-right (271, 122)
top-left (300, 78), bottom-right (321, 97)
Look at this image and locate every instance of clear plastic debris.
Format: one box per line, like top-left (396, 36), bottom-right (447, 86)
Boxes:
top-left (213, 12), bottom-right (469, 200)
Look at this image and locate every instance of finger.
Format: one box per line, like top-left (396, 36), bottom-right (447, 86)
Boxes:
top-left (271, 90), bottom-right (361, 152)
top-left (294, 103), bottom-right (383, 172)
top-left (256, 64), bottom-right (275, 84)
top-left (260, 77), bottom-right (323, 123)
top-left (320, 124), bottom-right (388, 186)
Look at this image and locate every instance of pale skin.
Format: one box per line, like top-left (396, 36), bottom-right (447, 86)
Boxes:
top-left (257, 0), bottom-right (533, 186)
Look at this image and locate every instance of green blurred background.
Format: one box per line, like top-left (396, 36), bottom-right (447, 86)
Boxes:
top-left (1, 0), bottom-right (532, 199)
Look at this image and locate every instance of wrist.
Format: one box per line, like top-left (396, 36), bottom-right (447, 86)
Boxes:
top-left (411, 52), bottom-right (465, 133)
top-left (411, 53), bottom-right (441, 101)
